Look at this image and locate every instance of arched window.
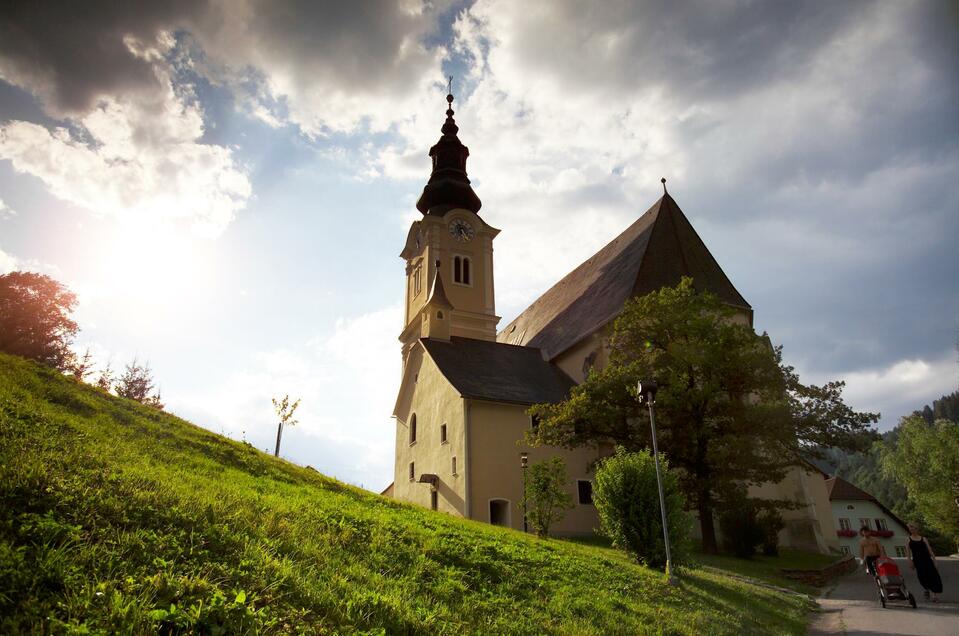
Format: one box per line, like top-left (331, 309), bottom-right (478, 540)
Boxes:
top-left (453, 256), bottom-right (471, 285)
top-left (409, 414), bottom-right (417, 444)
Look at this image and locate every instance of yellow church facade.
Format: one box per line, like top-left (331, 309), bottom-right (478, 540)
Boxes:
top-left (385, 92), bottom-right (840, 553)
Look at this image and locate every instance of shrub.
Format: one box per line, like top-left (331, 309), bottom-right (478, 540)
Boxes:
top-left (593, 447), bottom-right (690, 569)
top-left (718, 495), bottom-right (764, 559)
top-left (521, 457), bottom-right (573, 537)
top-left (758, 510), bottom-right (785, 556)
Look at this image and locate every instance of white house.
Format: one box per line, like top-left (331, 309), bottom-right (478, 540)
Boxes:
top-left (826, 476), bottom-right (910, 558)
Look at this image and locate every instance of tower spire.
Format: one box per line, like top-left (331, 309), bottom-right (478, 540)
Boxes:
top-left (415, 80), bottom-right (482, 216)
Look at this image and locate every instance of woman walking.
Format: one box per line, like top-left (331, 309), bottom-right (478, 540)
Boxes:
top-left (906, 523), bottom-right (943, 602)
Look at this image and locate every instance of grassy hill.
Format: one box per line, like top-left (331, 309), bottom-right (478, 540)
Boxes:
top-left (0, 352), bottom-right (817, 634)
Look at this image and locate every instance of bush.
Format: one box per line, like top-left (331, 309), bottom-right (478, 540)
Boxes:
top-left (758, 510), bottom-right (785, 556)
top-left (521, 457), bottom-right (573, 537)
top-left (718, 495), bottom-right (764, 558)
top-left (593, 447), bottom-right (690, 569)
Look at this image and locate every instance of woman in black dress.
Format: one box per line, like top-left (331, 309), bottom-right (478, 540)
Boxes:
top-left (906, 523), bottom-right (943, 602)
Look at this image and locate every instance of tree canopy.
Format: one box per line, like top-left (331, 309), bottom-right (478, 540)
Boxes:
top-left (880, 415), bottom-right (959, 550)
top-left (0, 271), bottom-right (78, 370)
top-left (529, 278), bottom-right (878, 552)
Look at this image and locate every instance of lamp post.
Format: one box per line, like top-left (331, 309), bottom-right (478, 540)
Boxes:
top-left (520, 452), bottom-right (529, 533)
top-left (637, 380), bottom-right (676, 584)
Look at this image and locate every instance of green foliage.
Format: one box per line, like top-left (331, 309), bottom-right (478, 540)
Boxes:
top-left (718, 494), bottom-right (765, 559)
top-left (758, 510), bottom-right (785, 557)
top-left (879, 415), bottom-right (959, 550)
top-left (530, 277), bottom-right (877, 552)
top-left (593, 448), bottom-right (690, 568)
top-left (0, 352), bottom-right (815, 634)
top-left (520, 457), bottom-right (573, 537)
top-left (0, 271), bottom-right (78, 370)
top-left (114, 357), bottom-right (162, 408)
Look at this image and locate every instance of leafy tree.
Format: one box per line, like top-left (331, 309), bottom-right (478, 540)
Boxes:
top-left (520, 457), bottom-right (573, 537)
top-left (115, 358), bottom-right (162, 408)
top-left (718, 493), bottom-right (765, 558)
top-left (272, 395), bottom-right (300, 457)
top-left (592, 448), bottom-right (689, 568)
top-left (95, 362), bottom-right (115, 393)
top-left (0, 271), bottom-right (78, 370)
top-left (529, 278), bottom-right (877, 553)
top-left (70, 348), bottom-right (95, 381)
top-left (758, 509), bottom-right (785, 557)
top-left (880, 416), bottom-right (959, 550)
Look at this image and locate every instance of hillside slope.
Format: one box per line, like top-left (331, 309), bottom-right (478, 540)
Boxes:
top-left (0, 353), bottom-right (813, 634)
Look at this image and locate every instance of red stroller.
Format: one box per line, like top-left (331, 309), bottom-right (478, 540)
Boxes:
top-left (874, 556), bottom-right (917, 609)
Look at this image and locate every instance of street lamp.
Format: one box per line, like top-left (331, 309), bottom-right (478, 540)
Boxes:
top-left (637, 380), bottom-right (676, 584)
top-left (520, 452), bottom-right (529, 533)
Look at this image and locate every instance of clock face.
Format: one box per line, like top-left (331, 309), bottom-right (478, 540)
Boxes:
top-left (449, 219), bottom-right (475, 242)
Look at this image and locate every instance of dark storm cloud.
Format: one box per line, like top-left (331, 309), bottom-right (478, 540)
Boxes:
top-left (0, 0), bottom-right (443, 126)
top-left (0, 1), bottom-right (199, 115)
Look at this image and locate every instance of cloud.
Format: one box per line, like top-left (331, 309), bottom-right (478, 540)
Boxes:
top-left (0, 197), bottom-right (15, 219)
top-left (826, 354), bottom-right (959, 425)
top-left (0, 246), bottom-right (16, 274)
top-left (169, 303), bottom-right (402, 489)
top-left (372, 0), bottom-right (959, 390)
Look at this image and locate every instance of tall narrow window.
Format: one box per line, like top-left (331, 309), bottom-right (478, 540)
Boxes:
top-left (451, 456), bottom-right (457, 475)
top-left (430, 490), bottom-right (438, 511)
top-left (462, 257), bottom-right (471, 285)
top-left (440, 423), bottom-right (447, 443)
top-left (409, 414), bottom-right (417, 444)
top-left (413, 266), bottom-right (422, 296)
top-left (453, 256), bottom-right (462, 283)
top-left (409, 461), bottom-right (415, 481)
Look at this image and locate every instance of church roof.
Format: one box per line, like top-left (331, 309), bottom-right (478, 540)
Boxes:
top-left (497, 193), bottom-right (752, 360)
top-left (426, 265), bottom-right (452, 308)
top-left (416, 92), bottom-right (482, 216)
top-left (421, 337), bottom-right (575, 406)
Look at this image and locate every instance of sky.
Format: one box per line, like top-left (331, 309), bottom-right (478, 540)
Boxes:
top-left (1, 1), bottom-right (957, 491)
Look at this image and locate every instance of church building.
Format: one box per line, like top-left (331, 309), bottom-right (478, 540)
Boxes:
top-left (384, 92), bottom-right (839, 552)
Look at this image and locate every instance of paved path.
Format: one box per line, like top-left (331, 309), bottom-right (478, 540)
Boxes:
top-left (809, 557), bottom-right (958, 636)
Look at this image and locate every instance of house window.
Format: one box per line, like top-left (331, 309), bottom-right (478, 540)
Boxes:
top-left (577, 480), bottom-right (593, 505)
top-left (530, 414), bottom-right (540, 431)
top-left (440, 423), bottom-right (447, 443)
top-left (875, 518), bottom-right (888, 531)
top-left (859, 519), bottom-right (871, 531)
top-left (431, 490), bottom-right (438, 511)
top-left (453, 256), bottom-right (472, 285)
top-left (846, 504), bottom-right (855, 510)
top-left (489, 499), bottom-right (511, 527)
top-left (437, 310), bottom-right (444, 319)
top-left (451, 456), bottom-right (457, 475)
top-left (409, 414), bottom-right (417, 444)
top-left (840, 546), bottom-right (851, 556)
top-left (839, 518), bottom-right (851, 530)
top-left (895, 546), bottom-right (906, 557)
top-left (413, 265), bottom-right (422, 296)
top-left (409, 461), bottom-right (415, 481)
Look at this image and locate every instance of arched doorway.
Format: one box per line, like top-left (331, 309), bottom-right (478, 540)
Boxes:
top-left (489, 499), bottom-right (511, 527)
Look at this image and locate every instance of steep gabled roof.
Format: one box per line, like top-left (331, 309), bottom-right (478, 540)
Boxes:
top-left (826, 476), bottom-right (875, 502)
top-left (497, 193), bottom-right (751, 360)
top-left (421, 337), bottom-right (575, 406)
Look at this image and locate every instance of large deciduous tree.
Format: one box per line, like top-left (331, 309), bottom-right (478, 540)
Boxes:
top-left (0, 271), bottom-right (78, 370)
top-left (529, 278), bottom-right (877, 553)
top-left (880, 416), bottom-right (959, 549)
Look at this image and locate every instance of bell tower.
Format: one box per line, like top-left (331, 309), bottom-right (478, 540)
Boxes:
top-left (399, 89), bottom-right (500, 361)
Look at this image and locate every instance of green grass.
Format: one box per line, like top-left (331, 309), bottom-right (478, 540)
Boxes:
top-left (694, 549), bottom-right (838, 595)
top-left (0, 352), bottom-right (816, 634)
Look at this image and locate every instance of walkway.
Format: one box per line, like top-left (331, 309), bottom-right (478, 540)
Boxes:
top-left (809, 557), bottom-right (957, 635)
